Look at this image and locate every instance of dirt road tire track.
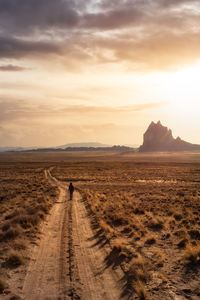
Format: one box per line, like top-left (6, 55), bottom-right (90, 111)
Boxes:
top-left (22, 170), bottom-right (70, 299)
top-left (72, 191), bottom-right (124, 300)
top-left (21, 169), bottom-right (124, 299)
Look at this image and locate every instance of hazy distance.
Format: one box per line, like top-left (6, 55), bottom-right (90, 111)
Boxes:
top-left (1, 0), bottom-right (200, 147)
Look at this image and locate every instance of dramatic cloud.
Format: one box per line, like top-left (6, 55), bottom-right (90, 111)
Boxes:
top-left (1, 0), bottom-right (200, 147)
top-left (1, 0), bottom-right (200, 69)
top-left (0, 99), bottom-right (166, 146)
top-left (0, 121), bottom-right (142, 148)
top-left (0, 0), bottom-right (82, 35)
top-left (0, 99), bottom-right (166, 124)
top-left (75, 102), bottom-right (166, 112)
top-left (81, 7), bottom-right (144, 30)
top-left (93, 31), bottom-right (200, 70)
top-left (0, 36), bottom-right (61, 59)
top-left (0, 64), bottom-right (27, 71)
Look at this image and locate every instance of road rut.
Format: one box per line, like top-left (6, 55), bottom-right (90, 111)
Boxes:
top-left (21, 170), bottom-right (124, 299)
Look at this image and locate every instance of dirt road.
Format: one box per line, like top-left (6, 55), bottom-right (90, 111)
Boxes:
top-left (21, 170), bottom-right (124, 299)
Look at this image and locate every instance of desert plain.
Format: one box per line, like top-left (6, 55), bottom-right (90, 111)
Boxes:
top-left (0, 151), bottom-right (200, 299)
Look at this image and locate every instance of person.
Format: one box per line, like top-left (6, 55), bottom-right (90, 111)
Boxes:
top-left (68, 182), bottom-right (74, 200)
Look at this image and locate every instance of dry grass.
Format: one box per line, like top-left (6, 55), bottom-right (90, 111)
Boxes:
top-left (2, 251), bottom-right (24, 269)
top-left (0, 162), bottom-right (59, 296)
top-left (1, 152), bottom-right (200, 298)
top-left (134, 280), bottom-right (147, 300)
top-left (0, 277), bottom-right (7, 294)
top-left (52, 157), bottom-right (200, 298)
top-left (99, 219), bottom-right (114, 238)
top-left (184, 243), bottom-right (200, 265)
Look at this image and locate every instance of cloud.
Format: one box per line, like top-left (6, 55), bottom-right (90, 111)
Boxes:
top-left (82, 0), bottom-right (200, 30)
top-left (61, 102), bottom-right (167, 113)
top-left (0, 36), bottom-right (61, 59)
top-left (0, 98), bottom-right (168, 147)
top-left (93, 31), bottom-right (200, 70)
top-left (0, 98), bottom-right (167, 124)
top-left (0, 64), bottom-right (27, 71)
top-left (0, 125), bottom-right (18, 146)
top-left (0, 98), bottom-right (148, 147)
top-left (0, 0), bottom-right (82, 35)
top-left (1, 0), bottom-right (198, 36)
top-left (81, 6), bottom-right (144, 30)
top-left (1, 0), bottom-right (200, 70)
top-left (0, 121), bottom-right (142, 148)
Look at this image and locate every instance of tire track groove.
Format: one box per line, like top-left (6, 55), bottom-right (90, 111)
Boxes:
top-left (21, 168), bottom-right (123, 300)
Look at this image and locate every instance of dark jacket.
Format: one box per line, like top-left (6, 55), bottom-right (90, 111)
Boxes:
top-left (69, 183), bottom-right (74, 193)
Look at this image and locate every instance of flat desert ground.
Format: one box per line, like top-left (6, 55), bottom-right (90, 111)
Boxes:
top-left (0, 151), bottom-right (200, 299)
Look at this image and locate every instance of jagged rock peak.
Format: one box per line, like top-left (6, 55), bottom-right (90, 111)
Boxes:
top-left (139, 121), bottom-right (200, 152)
top-left (149, 120), bottom-right (161, 126)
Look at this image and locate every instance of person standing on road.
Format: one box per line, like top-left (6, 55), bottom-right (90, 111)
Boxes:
top-left (68, 182), bottom-right (74, 200)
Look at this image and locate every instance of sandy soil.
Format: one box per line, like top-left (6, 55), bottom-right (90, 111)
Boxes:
top-left (11, 169), bottom-right (124, 299)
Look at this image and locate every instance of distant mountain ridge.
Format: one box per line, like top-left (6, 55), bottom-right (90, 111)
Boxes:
top-left (139, 121), bottom-right (200, 152)
top-left (2, 123), bottom-right (199, 153)
top-left (0, 143), bottom-right (111, 152)
top-left (0, 146), bottom-right (36, 152)
top-left (57, 142), bottom-right (111, 149)
top-left (25, 145), bottom-right (134, 152)
top-left (0, 144), bottom-right (134, 152)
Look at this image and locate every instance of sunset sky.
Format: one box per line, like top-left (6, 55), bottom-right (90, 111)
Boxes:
top-left (1, 0), bottom-right (200, 147)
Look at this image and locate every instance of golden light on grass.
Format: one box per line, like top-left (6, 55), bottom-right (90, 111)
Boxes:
top-left (1, 153), bottom-right (200, 298)
top-left (0, 161), bottom-right (59, 295)
top-left (51, 155), bottom-right (200, 298)
top-left (184, 243), bottom-right (200, 265)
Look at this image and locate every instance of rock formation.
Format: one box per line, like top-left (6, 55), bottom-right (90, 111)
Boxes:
top-left (139, 121), bottom-right (200, 152)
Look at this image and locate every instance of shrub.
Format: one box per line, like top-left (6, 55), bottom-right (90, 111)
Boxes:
top-left (184, 243), bottom-right (200, 265)
top-left (1, 222), bottom-right (10, 232)
top-left (188, 230), bottom-right (200, 241)
top-left (0, 278), bottom-right (7, 294)
top-left (0, 228), bottom-right (20, 242)
top-left (147, 218), bottom-right (164, 231)
top-left (135, 280), bottom-right (147, 300)
top-left (128, 255), bottom-right (147, 283)
top-left (3, 251), bottom-right (24, 269)
top-left (12, 238), bottom-right (27, 251)
top-left (9, 295), bottom-right (22, 300)
top-left (145, 237), bottom-right (156, 245)
top-left (174, 214), bottom-right (182, 221)
top-left (177, 239), bottom-right (187, 249)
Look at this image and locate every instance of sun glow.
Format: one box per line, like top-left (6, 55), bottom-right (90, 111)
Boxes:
top-left (165, 63), bottom-right (200, 109)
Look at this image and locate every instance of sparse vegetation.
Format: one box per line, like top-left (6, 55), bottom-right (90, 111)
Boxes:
top-left (184, 243), bottom-right (200, 265)
top-left (1, 152), bottom-right (200, 299)
top-left (0, 278), bottom-right (7, 294)
top-left (3, 251), bottom-right (24, 269)
top-left (0, 161), bottom-right (58, 296)
top-left (134, 280), bottom-right (147, 300)
top-left (52, 156), bottom-right (200, 299)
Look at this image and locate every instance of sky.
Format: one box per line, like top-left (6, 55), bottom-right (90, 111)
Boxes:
top-left (1, 0), bottom-right (200, 147)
